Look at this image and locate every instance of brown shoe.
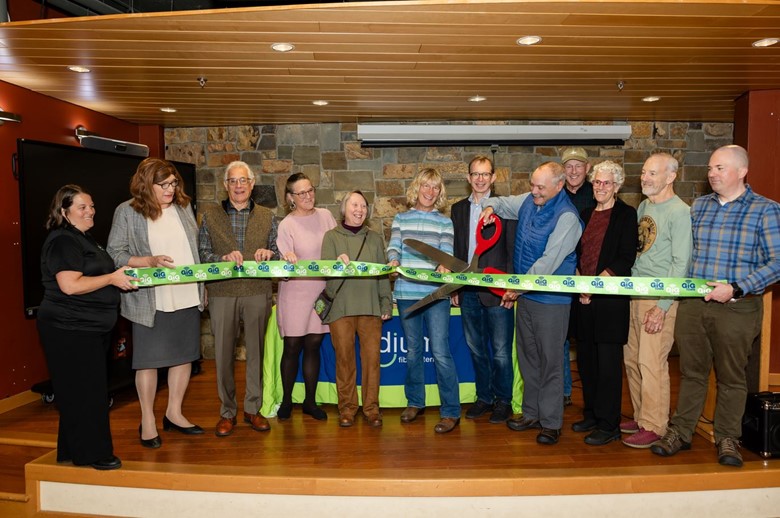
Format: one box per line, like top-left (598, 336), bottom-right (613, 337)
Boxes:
top-left (434, 417), bottom-right (460, 434)
top-left (365, 414), bottom-right (383, 428)
top-left (338, 414), bottom-right (355, 428)
top-left (243, 412), bottom-right (271, 432)
top-left (400, 406), bottom-right (425, 423)
top-left (215, 416), bottom-right (237, 437)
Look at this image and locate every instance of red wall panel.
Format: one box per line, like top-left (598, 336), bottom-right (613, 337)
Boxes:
top-left (0, 80), bottom-right (147, 398)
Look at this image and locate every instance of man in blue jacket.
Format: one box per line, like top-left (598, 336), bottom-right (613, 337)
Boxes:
top-left (481, 162), bottom-right (583, 444)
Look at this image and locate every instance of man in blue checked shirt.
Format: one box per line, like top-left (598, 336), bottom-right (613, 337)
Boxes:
top-left (651, 145), bottom-right (780, 468)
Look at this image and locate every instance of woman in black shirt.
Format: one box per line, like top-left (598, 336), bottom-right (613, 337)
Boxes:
top-left (38, 185), bottom-right (135, 470)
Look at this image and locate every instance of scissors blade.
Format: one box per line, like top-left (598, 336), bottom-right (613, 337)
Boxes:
top-left (403, 283), bottom-right (461, 315)
top-left (403, 239), bottom-right (470, 272)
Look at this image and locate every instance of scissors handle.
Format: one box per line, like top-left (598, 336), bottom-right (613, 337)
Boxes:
top-left (474, 217), bottom-right (502, 257)
top-left (483, 267), bottom-right (507, 298)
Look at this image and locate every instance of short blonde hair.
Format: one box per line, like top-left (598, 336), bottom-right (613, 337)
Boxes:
top-left (340, 190), bottom-right (370, 220)
top-left (406, 168), bottom-right (447, 211)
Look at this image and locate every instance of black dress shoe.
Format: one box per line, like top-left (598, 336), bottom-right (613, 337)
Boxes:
top-left (584, 429), bottom-right (621, 446)
top-left (139, 424), bottom-right (162, 449)
top-left (536, 428), bottom-right (561, 445)
top-left (162, 416), bottom-right (205, 435)
top-left (489, 402), bottom-right (512, 424)
top-left (302, 403), bottom-right (328, 421)
top-left (90, 455), bottom-right (122, 471)
top-left (506, 416), bottom-right (541, 432)
top-left (277, 402), bottom-right (292, 420)
top-left (465, 400), bottom-right (493, 419)
top-left (571, 418), bottom-right (598, 432)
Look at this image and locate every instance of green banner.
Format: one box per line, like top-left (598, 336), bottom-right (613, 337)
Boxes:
top-left (127, 260), bottom-right (713, 298)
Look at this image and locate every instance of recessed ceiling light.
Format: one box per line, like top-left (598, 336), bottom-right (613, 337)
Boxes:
top-left (516, 36), bottom-right (542, 46)
top-left (642, 96), bottom-right (661, 103)
top-left (68, 65), bottom-right (91, 73)
top-left (160, 107), bottom-right (177, 113)
top-left (312, 100), bottom-right (329, 106)
top-left (271, 42), bottom-right (295, 52)
top-left (468, 95), bottom-right (486, 102)
top-left (752, 38), bottom-right (779, 48)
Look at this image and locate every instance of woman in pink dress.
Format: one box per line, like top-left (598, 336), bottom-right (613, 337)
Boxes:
top-left (276, 173), bottom-right (337, 420)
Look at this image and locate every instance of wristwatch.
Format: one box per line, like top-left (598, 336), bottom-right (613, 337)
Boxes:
top-left (730, 282), bottom-right (744, 299)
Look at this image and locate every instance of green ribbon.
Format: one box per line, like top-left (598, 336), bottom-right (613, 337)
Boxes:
top-left (127, 260), bottom-right (713, 297)
top-left (394, 267), bottom-right (713, 298)
top-left (127, 260), bottom-right (395, 287)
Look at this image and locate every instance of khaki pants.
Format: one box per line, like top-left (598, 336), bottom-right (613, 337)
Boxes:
top-left (624, 299), bottom-right (678, 435)
top-left (210, 293), bottom-right (271, 418)
top-left (329, 316), bottom-right (383, 418)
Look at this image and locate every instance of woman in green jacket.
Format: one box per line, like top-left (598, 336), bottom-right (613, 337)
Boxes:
top-left (320, 191), bottom-right (392, 428)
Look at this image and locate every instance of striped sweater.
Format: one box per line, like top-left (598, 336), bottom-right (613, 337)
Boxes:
top-left (387, 208), bottom-right (454, 300)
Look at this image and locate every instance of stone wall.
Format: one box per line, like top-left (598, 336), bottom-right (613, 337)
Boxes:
top-left (164, 120), bottom-right (733, 358)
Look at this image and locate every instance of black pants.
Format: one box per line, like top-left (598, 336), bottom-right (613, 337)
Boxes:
top-left (37, 322), bottom-right (114, 465)
top-left (577, 339), bottom-right (623, 432)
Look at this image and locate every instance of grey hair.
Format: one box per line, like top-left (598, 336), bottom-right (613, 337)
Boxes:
top-left (589, 160), bottom-right (625, 189)
top-left (650, 152), bottom-right (679, 175)
top-left (537, 161), bottom-right (566, 184)
top-left (224, 161), bottom-right (255, 181)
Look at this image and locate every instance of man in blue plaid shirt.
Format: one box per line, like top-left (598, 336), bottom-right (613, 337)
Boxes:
top-left (651, 145), bottom-right (780, 467)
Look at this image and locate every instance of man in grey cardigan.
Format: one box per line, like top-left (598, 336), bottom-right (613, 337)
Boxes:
top-left (198, 161), bottom-right (279, 436)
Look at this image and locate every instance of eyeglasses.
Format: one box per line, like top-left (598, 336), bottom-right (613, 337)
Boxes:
top-left (291, 188), bottom-right (315, 198)
top-left (593, 180), bottom-right (614, 188)
top-left (420, 183), bottom-right (442, 192)
top-left (226, 177), bottom-right (252, 186)
top-left (156, 180), bottom-right (179, 190)
top-left (468, 172), bottom-right (493, 179)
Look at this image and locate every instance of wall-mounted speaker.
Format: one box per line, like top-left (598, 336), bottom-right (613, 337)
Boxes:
top-left (742, 392), bottom-right (780, 458)
top-left (75, 127), bottom-right (149, 158)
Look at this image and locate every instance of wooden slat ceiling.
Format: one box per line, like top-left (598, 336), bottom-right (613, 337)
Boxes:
top-left (1, 0), bottom-right (779, 126)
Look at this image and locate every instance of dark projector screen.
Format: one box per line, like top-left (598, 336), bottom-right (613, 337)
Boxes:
top-left (17, 139), bottom-right (197, 317)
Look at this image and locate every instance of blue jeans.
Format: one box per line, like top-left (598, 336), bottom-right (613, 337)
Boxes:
top-left (397, 298), bottom-right (461, 419)
top-left (564, 339), bottom-right (572, 397)
top-left (459, 290), bottom-right (514, 405)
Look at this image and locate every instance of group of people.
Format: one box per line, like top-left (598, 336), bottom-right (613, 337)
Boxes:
top-left (478, 144), bottom-right (780, 470)
top-left (37, 142), bottom-right (780, 470)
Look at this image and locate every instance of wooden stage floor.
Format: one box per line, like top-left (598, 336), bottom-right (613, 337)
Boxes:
top-left (2, 358), bottom-right (779, 516)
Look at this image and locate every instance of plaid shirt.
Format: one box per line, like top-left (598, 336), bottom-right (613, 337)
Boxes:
top-left (689, 185), bottom-right (780, 295)
top-left (198, 199), bottom-right (279, 263)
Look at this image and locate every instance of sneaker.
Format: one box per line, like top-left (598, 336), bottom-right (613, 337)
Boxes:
top-left (465, 400), bottom-right (493, 419)
top-left (563, 395), bottom-right (573, 407)
top-left (716, 437), bottom-right (743, 467)
top-left (620, 419), bottom-right (640, 434)
top-left (650, 428), bottom-right (692, 457)
top-left (489, 402), bottom-right (512, 424)
top-left (621, 428), bottom-right (661, 449)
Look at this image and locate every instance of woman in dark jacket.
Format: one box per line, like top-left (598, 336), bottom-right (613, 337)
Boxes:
top-left (571, 161), bottom-right (638, 446)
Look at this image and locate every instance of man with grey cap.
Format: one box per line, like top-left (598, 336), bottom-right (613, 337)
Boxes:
top-left (560, 147), bottom-right (595, 407)
top-left (562, 147), bottom-right (596, 216)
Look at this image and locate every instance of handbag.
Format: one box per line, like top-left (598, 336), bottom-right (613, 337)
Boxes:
top-left (314, 233), bottom-right (368, 322)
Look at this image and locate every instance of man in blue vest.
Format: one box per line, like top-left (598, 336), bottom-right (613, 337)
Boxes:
top-left (480, 162), bottom-right (583, 444)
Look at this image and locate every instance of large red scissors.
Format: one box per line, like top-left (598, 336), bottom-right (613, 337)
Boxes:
top-left (402, 218), bottom-right (507, 314)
